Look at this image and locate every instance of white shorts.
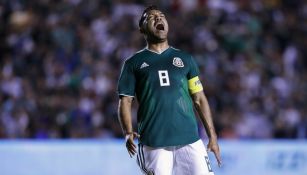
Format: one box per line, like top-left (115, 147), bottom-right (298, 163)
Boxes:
top-left (136, 139), bottom-right (214, 175)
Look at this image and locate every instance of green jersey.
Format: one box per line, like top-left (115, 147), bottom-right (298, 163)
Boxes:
top-left (118, 47), bottom-right (202, 147)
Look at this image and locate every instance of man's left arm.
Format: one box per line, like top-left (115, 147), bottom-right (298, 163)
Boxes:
top-left (191, 91), bottom-right (222, 167)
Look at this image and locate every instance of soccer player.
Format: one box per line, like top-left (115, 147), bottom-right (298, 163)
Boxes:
top-left (117, 5), bottom-right (222, 175)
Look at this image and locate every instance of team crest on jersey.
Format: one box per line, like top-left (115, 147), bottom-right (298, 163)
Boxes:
top-left (173, 57), bottom-right (184, 67)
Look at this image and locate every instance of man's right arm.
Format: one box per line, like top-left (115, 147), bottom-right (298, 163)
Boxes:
top-left (118, 96), bottom-right (134, 134)
top-left (118, 96), bottom-right (138, 157)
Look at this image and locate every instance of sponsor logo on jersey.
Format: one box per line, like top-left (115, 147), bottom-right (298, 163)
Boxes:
top-left (140, 62), bottom-right (149, 69)
top-left (173, 57), bottom-right (184, 67)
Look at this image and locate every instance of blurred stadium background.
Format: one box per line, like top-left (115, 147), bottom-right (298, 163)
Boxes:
top-left (0, 0), bottom-right (306, 175)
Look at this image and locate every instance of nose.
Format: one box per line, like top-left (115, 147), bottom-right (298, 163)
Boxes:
top-left (155, 16), bottom-right (162, 22)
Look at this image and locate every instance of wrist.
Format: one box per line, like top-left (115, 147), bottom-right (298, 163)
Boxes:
top-left (208, 134), bottom-right (218, 140)
top-left (125, 131), bottom-right (133, 135)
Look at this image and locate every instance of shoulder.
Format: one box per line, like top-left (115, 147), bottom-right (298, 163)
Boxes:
top-left (123, 48), bottom-right (147, 65)
top-left (170, 47), bottom-right (193, 59)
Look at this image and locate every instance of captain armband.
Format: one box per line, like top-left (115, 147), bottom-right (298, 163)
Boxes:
top-left (188, 76), bottom-right (203, 94)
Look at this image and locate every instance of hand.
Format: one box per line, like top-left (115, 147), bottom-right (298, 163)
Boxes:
top-left (207, 138), bottom-right (222, 167)
top-left (125, 132), bottom-right (140, 157)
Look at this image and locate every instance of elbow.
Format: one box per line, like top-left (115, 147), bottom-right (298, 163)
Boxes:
top-left (193, 98), bottom-right (202, 110)
top-left (192, 92), bottom-right (207, 110)
top-left (192, 91), bottom-right (207, 110)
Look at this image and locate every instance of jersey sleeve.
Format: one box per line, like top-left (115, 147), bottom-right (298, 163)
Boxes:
top-left (187, 56), bottom-right (203, 94)
top-left (117, 60), bottom-right (136, 98)
top-left (187, 56), bottom-right (200, 79)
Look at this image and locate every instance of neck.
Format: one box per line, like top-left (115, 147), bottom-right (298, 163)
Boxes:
top-left (147, 41), bottom-right (169, 54)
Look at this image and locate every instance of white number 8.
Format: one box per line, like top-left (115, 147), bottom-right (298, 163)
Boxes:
top-left (158, 70), bottom-right (170, 86)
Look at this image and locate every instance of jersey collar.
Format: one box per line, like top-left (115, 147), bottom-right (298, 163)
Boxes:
top-left (145, 46), bottom-right (170, 55)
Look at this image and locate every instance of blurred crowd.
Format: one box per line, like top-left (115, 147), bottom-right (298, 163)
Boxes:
top-left (0, 0), bottom-right (306, 139)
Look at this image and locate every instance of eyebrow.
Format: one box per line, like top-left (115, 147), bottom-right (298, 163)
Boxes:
top-left (147, 12), bottom-right (165, 18)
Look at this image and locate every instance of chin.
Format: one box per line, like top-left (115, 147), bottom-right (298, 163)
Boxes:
top-left (147, 34), bottom-right (167, 43)
top-left (155, 34), bottom-right (168, 40)
top-left (155, 36), bottom-right (167, 42)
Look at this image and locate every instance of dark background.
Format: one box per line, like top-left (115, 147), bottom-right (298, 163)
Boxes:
top-left (0, 0), bottom-right (306, 139)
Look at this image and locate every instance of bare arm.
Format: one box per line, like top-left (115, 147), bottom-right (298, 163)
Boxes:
top-left (118, 96), bottom-right (139, 157)
top-left (192, 91), bottom-right (222, 166)
top-left (118, 96), bottom-right (134, 134)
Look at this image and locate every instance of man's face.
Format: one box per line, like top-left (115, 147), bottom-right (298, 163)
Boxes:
top-left (142, 10), bottom-right (169, 42)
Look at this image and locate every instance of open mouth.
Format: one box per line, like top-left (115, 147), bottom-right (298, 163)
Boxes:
top-left (156, 24), bottom-right (164, 31)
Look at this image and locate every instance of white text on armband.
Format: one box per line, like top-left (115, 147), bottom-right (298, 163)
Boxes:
top-left (188, 76), bottom-right (203, 94)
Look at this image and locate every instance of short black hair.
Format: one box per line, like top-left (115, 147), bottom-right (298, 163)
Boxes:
top-left (138, 5), bottom-right (160, 28)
